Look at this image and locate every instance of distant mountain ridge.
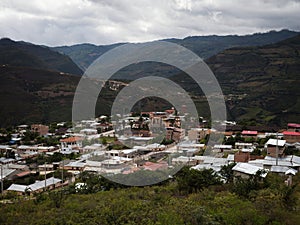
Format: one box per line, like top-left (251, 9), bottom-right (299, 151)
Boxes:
top-left (166, 29), bottom-right (299, 59)
top-left (53, 43), bottom-right (124, 71)
top-left (0, 30), bottom-right (300, 127)
top-left (0, 38), bottom-right (83, 75)
top-left (53, 29), bottom-right (299, 71)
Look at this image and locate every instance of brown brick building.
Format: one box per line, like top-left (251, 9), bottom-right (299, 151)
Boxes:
top-left (31, 124), bottom-right (49, 136)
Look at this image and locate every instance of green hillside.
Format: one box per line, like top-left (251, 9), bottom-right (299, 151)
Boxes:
top-left (1, 170), bottom-right (300, 225)
top-left (206, 34), bottom-right (300, 126)
top-left (0, 65), bottom-right (118, 127)
top-left (0, 38), bottom-right (83, 75)
top-left (0, 66), bottom-right (80, 127)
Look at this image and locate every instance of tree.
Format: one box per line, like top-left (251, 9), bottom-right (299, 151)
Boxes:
top-left (101, 137), bottom-right (107, 145)
top-left (48, 152), bottom-right (63, 163)
top-left (224, 136), bottom-right (235, 145)
top-left (220, 163), bottom-right (236, 183)
top-left (48, 190), bottom-right (65, 208)
top-left (232, 170), bottom-right (267, 198)
top-left (176, 166), bottom-right (222, 194)
top-left (251, 148), bottom-right (262, 156)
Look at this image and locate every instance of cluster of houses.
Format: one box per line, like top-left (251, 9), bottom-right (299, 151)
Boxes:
top-left (172, 123), bottom-right (300, 185)
top-left (1, 111), bottom-right (300, 195)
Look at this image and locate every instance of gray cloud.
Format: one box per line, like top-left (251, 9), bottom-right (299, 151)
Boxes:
top-left (0, 0), bottom-right (299, 46)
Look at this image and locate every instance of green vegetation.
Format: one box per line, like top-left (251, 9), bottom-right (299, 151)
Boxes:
top-left (161, 138), bottom-right (174, 145)
top-left (25, 152), bottom-right (79, 165)
top-left (0, 65), bottom-right (81, 127)
top-left (205, 34), bottom-right (300, 126)
top-left (1, 166), bottom-right (300, 224)
top-left (0, 38), bottom-right (83, 75)
top-left (100, 136), bottom-right (115, 144)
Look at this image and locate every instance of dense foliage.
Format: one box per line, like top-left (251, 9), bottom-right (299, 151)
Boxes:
top-left (1, 166), bottom-right (300, 225)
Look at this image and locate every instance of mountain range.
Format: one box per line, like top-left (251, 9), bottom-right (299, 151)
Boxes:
top-left (53, 29), bottom-right (298, 71)
top-left (0, 30), bottom-right (299, 127)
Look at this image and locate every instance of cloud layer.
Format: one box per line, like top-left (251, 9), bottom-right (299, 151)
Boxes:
top-left (0, 0), bottom-right (300, 46)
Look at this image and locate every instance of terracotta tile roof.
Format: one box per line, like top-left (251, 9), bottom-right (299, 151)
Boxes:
top-left (288, 123), bottom-right (300, 128)
top-left (142, 162), bottom-right (168, 171)
top-left (242, 130), bottom-right (258, 135)
top-left (283, 131), bottom-right (300, 136)
top-left (15, 171), bottom-right (31, 177)
top-left (60, 136), bottom-right (83, 143)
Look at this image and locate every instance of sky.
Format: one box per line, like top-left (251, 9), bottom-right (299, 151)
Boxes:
top-left (0, 0), bottom-right (300, 46)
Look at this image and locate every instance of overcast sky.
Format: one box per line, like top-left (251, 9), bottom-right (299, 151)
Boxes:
top-left (0, 0), bottom-right (300, 46)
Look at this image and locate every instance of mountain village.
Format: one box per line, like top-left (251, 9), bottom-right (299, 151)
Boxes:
top-left (1, 108), bottom-right (300, 197)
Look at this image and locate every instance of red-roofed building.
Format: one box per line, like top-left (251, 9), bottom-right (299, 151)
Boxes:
top-left (288, 123), bottom-right (300, 128)
top-left (60, 136), bottom-right (83, 150)
top-left (122, 167), bottom-right (140, 175)
top-left (60, 136), bottom-right (83, 143)
top-left (287, 123), bottom-right (300, 132)
top-left (241, 130), bottom-right (258, 140)
top-left (283, 131), bottom-right (300, 143)
top-left (142, 162), bottom-right (168, 171)
top-left (242, 130), bottom-right (258, 135)
top-left (15, 171), bottom-right (31, 178)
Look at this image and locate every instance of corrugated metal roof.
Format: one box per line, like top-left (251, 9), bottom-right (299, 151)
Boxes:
top-left (213, 145), bottom-right (232, 149)
top-left (17, 145), bottom-right (31, 150)
top-left (266, 139), bottom-right (286, 146)
top-left (7, 177), bottom-right (61, 192)
top-left (65, 161), bottom-right (86, 168)
top-left (0, 157), bottom-right (15, 164)
top-left (8, 164), bottom-right (27, 170)
top-left (0, 167), bottom-right (15, 179)
top-left (0, 145), bottom-right (9, 149)
top-left (233, 163), bottom-right (267, 177)
top-left (7, 184), bottom-right (27, 192)
top-left (249, 156), bottom-right (300, 167)
top-left (193, 156), bottom-right (228, 165)
top-left (265, 155), bottom-right (300, 165)
top-left (122, 149), bottom-right (138, 154)
top-left (192, 164), bottom-right (222, 172)
top-left (270, 166), bottom-right (291, 173)
top-left (235, 143), bottom-right (253, 146)
top-left (285, 168), bottom-right (298, 175)
top-left (29, 177), bottom-right (61, 191)
top-left (291, 155), bottom-right (300, 164)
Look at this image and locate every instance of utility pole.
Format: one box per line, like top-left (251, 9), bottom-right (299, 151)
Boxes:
top-left (44, 162), bottom-right (47, 191)
top-left (1, 164), bottom-right (3, 197)
top-left (276, 132), bottom-right (279, 166)
top-left (61, 160), bottom-right (64, 188)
